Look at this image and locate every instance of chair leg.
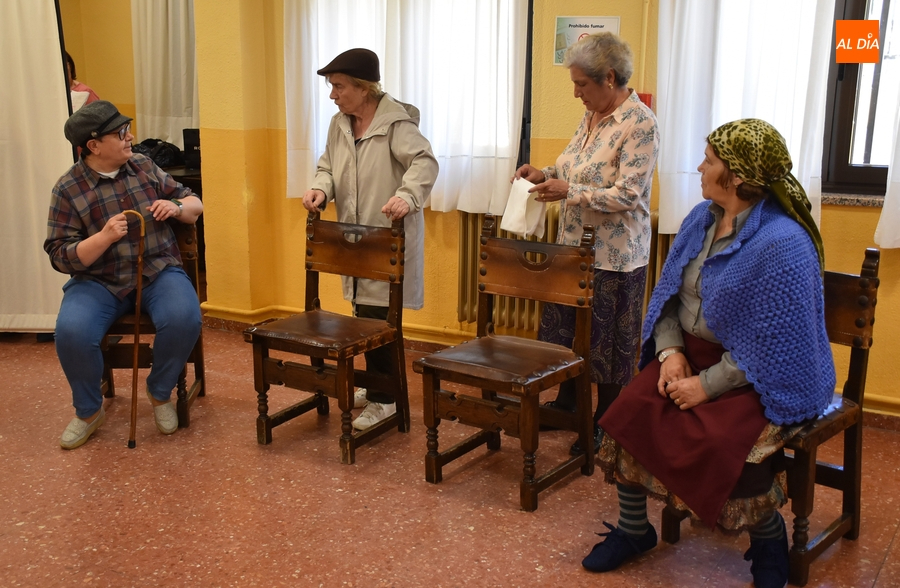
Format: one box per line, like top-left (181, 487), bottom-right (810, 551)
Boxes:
top-left (661, 504), bottom-right (688, 544)
top-left (844, 422), bottom-right (863, 540)
top-left (394, 340), bottom-right (411, 433)
top-left (575, 374), bottom-right (594, 476)
top-left (176, 365), bottom-right (190, 428)
top-left (520, 394), bottom-right (540, 511)
top-left (193, 337), bottom-right (206, 397)
top-left (423, 371), bottom-right (442, 484)
top-left (310, 358), bottom-right (330, 415)
top-left (481, 389), bottom-right (501, 450)
top-left (337, 360), bottom-right (355, 465)
top-left (789, 446), bottom-right (817, 588)
top-left (252, 343), bottom-right (273, 445)
top-left (101, 335), bottom-right (115, 398)
top-left (316, 393), bottom-right (330, 415)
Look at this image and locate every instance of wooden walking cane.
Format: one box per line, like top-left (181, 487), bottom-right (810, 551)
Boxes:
top-left (122, 210), bottom-right (145, 449)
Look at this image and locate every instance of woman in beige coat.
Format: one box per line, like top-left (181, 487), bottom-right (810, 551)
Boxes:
top-left (303, 48), bottom-right (439, 431)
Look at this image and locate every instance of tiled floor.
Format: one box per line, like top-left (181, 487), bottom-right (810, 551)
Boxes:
top-left (2, 327), bottom-right (899, 587)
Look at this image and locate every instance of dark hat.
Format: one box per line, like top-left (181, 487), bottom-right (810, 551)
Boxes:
top-left (316, 48), bottom-right (380, 82)
top-left (64, 100), bottom-right (133, 147)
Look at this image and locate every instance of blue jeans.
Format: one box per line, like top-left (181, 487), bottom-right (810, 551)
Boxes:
top-left (55, 267), bottom-right (202, 418)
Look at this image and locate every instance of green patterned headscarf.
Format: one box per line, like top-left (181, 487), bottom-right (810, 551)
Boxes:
top-left (707, 118), bottom-right (825, 269)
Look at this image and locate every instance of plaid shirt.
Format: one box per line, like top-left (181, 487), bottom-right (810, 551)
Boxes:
top-left (44, 153), bottom-right (194, 299)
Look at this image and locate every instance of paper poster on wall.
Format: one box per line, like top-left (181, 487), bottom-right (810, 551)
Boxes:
top-left (554, 17), bottom-right (620, 65)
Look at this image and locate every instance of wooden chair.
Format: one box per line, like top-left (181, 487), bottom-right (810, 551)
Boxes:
top-left (413, 215), bottom-right (595, 511)
top-left (661, 248), bottom-right (880, 587)
top-left (243, 211), bottom-right (409, 465)
top-left (101, 222), bottom-right (206, 427)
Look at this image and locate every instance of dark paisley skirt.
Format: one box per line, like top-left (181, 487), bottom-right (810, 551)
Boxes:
top-left (537, 266), bottom-right (647, 386)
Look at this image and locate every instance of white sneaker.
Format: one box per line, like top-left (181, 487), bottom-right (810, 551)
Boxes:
top-left (354, 388), bottom-right (369, 409)
top-left (352, 401), bottom-right (396, 430)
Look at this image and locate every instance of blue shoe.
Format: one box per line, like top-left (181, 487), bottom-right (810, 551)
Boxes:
top-left (582, 521), bottom-right (657, 573)
top-left (743, 514), bottom-right (789, 588)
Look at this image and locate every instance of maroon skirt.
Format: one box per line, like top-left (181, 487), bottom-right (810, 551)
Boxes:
top-left (598, 332), bottom-right (769, 528)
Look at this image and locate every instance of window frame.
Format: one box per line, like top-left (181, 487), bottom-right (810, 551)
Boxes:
top-left (822, 0), bottom-right (890, 195)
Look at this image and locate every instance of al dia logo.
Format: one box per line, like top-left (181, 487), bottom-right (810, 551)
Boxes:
top-left (835, 20), bottom-right (880, 63)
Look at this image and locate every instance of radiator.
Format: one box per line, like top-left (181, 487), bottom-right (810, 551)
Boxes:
top-left (456, 207), bottom-right (560, 330)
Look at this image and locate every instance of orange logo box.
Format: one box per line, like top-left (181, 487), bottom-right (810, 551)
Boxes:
top-left (835, 20), bottom-right (880, 63)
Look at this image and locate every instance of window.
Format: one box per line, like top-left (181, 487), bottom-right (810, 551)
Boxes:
top-left (284, 0), bottom-right (528, 213)
top-left (823, 0), bottom-right (899, 194)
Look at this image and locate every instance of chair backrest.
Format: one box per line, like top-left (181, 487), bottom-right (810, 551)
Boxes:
top-left (476, 215), bottom-right (594, 340)
top-left (304, 211), bottom-right (406, 316)
top-left (822, 248), bottom-right (879, 405)
top-left (171, 222), bottom-right (200, 294)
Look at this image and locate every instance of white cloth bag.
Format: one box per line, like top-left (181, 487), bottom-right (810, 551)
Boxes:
top-left (500, 178), bottom-right (546, 239)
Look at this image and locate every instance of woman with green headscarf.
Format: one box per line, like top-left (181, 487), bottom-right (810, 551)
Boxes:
top-left (579, 119), bottom-right (834, 588)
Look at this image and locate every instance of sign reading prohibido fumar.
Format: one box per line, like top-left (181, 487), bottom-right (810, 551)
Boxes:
top-left (554, 16), bottom-right (621, 65)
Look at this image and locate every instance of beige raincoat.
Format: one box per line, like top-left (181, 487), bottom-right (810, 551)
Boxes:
top-left (311, 93), bottom-right (438, 309)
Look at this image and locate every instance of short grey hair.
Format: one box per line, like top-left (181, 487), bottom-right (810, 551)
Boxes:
top-left (325, 74), bottom-right (385, 100)
top-left (563, 32), bottom-right (634, 87)
top-left (353, 77), bottom-right (385, 100)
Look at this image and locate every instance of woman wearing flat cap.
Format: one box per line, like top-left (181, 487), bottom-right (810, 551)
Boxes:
top-left (583, 119), bottom-right (832, 588)
top-left (302, 48), bottom-right (439, 431)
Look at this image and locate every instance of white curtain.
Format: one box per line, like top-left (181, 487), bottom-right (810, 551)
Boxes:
top-left (657, 0), bottom-right (835, 233)
top-left (0, 0), bottom-right (72, 331)
top-left (284, 0), bottom-right (528, 214)
top-left (874, 0), bottom-right (900, 248)
top-left (131, 0), bottom-right (199, 148)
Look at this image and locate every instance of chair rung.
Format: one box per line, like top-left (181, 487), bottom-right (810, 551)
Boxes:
top-left (435, 389), bottom-right (522, 438)
top-left (814, 461), bottom-right (846, 489)
top-left (266, 396), bottom-right (321, 428)
top-left (105, 344), bottom-right (153, 368)
top-left (531, 454), bottom-right (588, 494)
top-left (262, 358), bottom-right (336, 393)
top-left (795, 515), bottom-right (853, 560)
top-left (432, 430), bottom-right (498, 468)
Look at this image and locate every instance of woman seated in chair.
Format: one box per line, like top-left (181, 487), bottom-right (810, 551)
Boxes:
top-left (585, 119), bottom-right (834, 588)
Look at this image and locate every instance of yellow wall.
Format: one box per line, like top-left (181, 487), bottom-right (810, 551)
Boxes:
top-left (59, 0), bottom-right (137, 125)
top-left (69, 0), bottom-right (900, 415)
top-left (531, 0), bottom-right (657, 160)
top-left (820, 206), bottom-right (900, 415)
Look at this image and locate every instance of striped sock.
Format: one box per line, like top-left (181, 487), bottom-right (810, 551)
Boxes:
top-left (617, 482), bottom-right (649, 538)
top-left (749, 511), bottom-right (785, 541)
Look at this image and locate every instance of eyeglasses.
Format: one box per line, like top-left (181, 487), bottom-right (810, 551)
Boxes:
top-left (106, 123), bottom-right (131, 141)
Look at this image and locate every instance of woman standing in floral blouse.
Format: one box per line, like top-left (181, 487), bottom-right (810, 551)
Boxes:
top-left (514, 32), bottom-right (660, 455)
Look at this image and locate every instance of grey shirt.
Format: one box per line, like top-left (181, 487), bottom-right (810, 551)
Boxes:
top-left (653, 203), bottom-right (754, 399)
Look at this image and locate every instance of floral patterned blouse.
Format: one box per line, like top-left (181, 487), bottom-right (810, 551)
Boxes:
top-left (542, 90), bottom-right (660, 272)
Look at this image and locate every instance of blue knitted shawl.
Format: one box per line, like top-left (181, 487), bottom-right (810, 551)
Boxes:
top-left (641, 199), bottom-right (835, 425)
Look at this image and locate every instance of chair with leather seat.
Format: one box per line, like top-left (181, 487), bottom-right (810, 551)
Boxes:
top-left (243, 211), bottom-right (409, 465)
top-left (661, 248), bottom-right (880, 587)
top-left (100, 221), bottom-right (206, 427)
top-left (413, 215), bottom-right (595, 511)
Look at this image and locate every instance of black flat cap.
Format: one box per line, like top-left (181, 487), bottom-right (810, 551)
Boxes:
top-left (316, 48), bottom-right (380, 82)
top-left (64, 100), bottom-right (133, 147)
